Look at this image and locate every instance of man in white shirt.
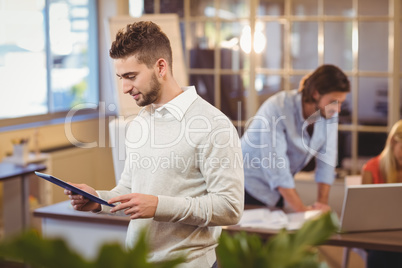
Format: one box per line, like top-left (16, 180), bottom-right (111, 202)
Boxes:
top-left (65, 21), bottom-right (244, 268)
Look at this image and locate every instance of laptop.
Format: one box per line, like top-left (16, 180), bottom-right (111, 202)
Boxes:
top-left (338, 183), bottom-right (402, 233)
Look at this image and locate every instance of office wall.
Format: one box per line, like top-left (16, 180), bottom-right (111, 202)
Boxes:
top-left (0, 0), bottom-right (123, 204)
top-left (0, 119), bottom-right (99, 159)
top-left (0, 118), bottom-right (116, 203)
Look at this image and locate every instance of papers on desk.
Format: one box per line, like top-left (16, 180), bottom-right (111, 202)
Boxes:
top-left (238, 208), bottom-right (322, 231)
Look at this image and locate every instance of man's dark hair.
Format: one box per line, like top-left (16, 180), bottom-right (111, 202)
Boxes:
top-left (299, 64), bottom-right (350, 103)
top-left (109, 21), bottom-right (173, 73)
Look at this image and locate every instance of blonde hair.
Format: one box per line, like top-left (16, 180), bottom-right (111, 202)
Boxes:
top-left (379, 120), bottom-right (402, 183)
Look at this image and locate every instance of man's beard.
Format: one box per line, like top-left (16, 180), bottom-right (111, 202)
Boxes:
top-left (315, 98), bottom-right (338, 119)
top-left (136, 73), bottom-right (161, 107)
top-left (313, 95), bottom-right (329, 119)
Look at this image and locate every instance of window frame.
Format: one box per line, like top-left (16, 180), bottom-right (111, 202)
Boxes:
top-left (0, 0), bottom-right (100, 129)
top-left (137, 0), bottom-right (401, 175)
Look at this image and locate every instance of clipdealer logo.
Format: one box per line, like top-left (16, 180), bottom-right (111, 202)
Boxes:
top-left (63, 100), bottom-right (339, 168)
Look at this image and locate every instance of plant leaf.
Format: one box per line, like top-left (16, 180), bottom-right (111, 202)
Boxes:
top-left (0, 230), bottom-right (91, 268)
top-left (217, 212), bottom-right (339, 268)
top-left (0, 228), bottom-right (186, 268)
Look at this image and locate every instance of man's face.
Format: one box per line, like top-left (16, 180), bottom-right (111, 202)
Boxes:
top-left (314, 91), bottom-right (348, 119)
top-left (114, 55), bottom-right (161, 107)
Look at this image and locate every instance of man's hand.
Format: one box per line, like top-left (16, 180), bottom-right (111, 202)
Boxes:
top-left (109, 193), bottom-right (158, 219)
top-left (312, 201), bottom-right (331, 212)
top-left (64, 183), bottom-right (101, 212)
top-left (278, 187), bottom-right (310, 212)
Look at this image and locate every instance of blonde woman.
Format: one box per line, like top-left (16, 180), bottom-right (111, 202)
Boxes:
top-left (362, 119), bottom-right (402, 184)
top-left (361, 120), bottom-right (402, 268)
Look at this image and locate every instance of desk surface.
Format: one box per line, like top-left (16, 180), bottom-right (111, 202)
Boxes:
top-left (36, 201), bottom-right (402, 253)
top-left (0, 162), bottom-right (46, 180)
top-left (1, 161), bottom-right (47, 235)
top-left (224, 223), bottom-right (402, 253)
top-left (34, 200), bottom-right (130, 226)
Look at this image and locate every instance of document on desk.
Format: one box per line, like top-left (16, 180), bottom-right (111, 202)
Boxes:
top-left (238, 208), bottom-right (321, 230)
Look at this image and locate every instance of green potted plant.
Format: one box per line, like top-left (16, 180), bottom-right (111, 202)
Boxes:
top-left (0, 229), bottom-right (185, 268)
top-left (216, 212), bottom-right (339, 268)
top-left (0, 212), bottom-right (338, 268)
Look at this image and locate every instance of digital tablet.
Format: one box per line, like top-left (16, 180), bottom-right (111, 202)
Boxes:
top-left (34, 171), bottom-right (115, 207)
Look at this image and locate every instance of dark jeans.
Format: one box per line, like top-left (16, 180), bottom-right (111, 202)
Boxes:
top-left (366, 250), bottom-right (402, 268)
top-left (244, 190), bottom-right (284, 208)
top-left (211, 261), bottom-right (218, 268)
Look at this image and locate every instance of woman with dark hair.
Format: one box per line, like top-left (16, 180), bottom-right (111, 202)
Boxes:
top-left (242, 64), bottom-right (350, 212)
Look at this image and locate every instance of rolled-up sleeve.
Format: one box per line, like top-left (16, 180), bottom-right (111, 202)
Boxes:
top-left (314, 117), bottom-right (338, 185)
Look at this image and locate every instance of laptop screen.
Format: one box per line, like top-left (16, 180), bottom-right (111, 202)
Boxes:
top-left (339, 183), bottom-right (402, 233)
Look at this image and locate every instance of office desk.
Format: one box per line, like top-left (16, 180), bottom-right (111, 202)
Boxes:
top-left (0, 162), bottom-right (46, 237)
top-left (34, 201), bottom-right (129, 260)
top-left (223, 224), bottom-right (402, 253)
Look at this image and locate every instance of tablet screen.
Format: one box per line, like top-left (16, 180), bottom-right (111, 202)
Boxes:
top-left (35, 171), bottom-right (115, 207)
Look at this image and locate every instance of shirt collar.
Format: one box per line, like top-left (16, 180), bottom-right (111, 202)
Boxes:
top-left (145, 86), bottom-right (198, 121)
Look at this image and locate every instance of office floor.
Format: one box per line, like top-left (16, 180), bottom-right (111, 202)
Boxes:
top-left (319, 245), bottom-right (365, 268)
